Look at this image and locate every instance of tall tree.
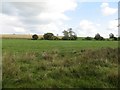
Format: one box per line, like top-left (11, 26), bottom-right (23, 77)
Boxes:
top-left (94, 33), bottom-right (101, 40)
top-left (62, 30), bottom-right (69, 37)
top-left (68, 28), bottom-right (73, 37)
top-left (62, 28), bottom-right (77, 40)
top-left (109, 33), bottom-right (114, 38)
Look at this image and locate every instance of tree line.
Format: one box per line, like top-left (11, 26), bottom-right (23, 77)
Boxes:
top-left (32, 28), bottom-right (120, 41)
top-left (32, 28), bottom-right (77, 40)
top-left (83, 33), bottom-right (119, 41)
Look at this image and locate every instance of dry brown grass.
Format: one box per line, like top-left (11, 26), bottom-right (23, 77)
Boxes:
top-left (0, 34), bottom-right (43, 39)
top-left (0, 34), bottom-right (63, 39)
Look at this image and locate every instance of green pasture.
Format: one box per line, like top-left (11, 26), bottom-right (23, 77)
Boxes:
top-left (2, 39), bottom-right (118, 53)
top-left (2, 39), bottom-right (119, 88)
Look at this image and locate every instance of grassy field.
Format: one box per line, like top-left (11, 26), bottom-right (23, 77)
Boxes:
top-left (2, 39), bottom-right (118, 88)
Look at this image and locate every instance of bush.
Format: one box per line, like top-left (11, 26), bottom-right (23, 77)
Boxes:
top-left (84, 37), bottom-right (93, 40)
top-left (94, 33), bottom-right (104, 40)
top-left (109, 37), bottom-right (118, 41)
top-left (32, 34), bottom-right (39, 40)
top-left (113, 37), bottom-right (117, 41)
top-left (106, 39), bottom-right (110, 41)
top-left (99, 36), bottom-right (105, 40)
top-left (52, 36), bottom-right (59, 40)
top-left (118, 37), bottom-right (120, 41)
top-left (62, 35), bottom-right (77, 40)
top-left (43, 33), bottom-right (54, 40)
top-left (109, 33), bottom-right (114, 39)
top-left (94, 33), bottom-right (101, 40)
top-left (62, 36), bottom-right (69, 40)
top-left (40, 37), bottom-right (44, 40)
top-left (70, 35), bottom-right (77, 40)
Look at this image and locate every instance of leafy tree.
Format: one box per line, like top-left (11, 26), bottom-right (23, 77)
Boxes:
top-left (94, 33), bottom-right (105, 40)
top-left (32, 34), bottom-right (38, 40)
top-left (68, 28), bottom-right (73, 37)
top-left (62, 28), bottom-right (77, 40)
top-left (109, 33), bottom-right (114, 39)
top-left (43, 33), bottom-right (54, 40)
top-left (62, 30), bottom-right (69, 37)
top-left (94, 33), bottom-right (101, 40)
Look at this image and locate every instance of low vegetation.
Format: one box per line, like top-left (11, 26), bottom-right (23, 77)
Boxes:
top-left (2, 39), bottom-right (118, 88)
top-left (32, 34), bottom-right (39, 40)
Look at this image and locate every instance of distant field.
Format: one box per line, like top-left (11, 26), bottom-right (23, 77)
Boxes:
top-left (1, 34), bottom-right (64, 39)
top-left (1, 34), bottom-right (43, 39)
top-left (2, 39), bottom-right (118, 88)
top-left (1, 34), bottom-right (85, 40)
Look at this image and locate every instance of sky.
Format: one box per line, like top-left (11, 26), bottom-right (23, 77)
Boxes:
top-left (0, 0), bottom-right (119, 38)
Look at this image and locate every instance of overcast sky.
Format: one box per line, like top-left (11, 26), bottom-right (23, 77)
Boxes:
top-left (0, 0), bottom-right (119, 37)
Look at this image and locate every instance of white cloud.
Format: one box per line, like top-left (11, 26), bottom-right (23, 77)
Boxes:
top-left (0, 14), bottom-right (23, 27)
top-left (0, 14), bottom-right (27, 34)
top-left (106, 20), bottom-right (118, 36)
top-left (100, 3), bottom-right (117, 16)
top-left (1, 0), bottom-right (77, 34)
top-left (1, 1), bottom-right (117, 38)
top-left (107, 20), bottom-right (118, 30)
top-left (77, 20), bottom-right (100, 37)
top-left (46, 0), bottom-right (77, 13)
top-left (38, 12), bottom-right (70, 22)
top-left (76, 19), bottom-right (118, 38)
top-left (14, 27), bottom-right (26, 33)
top-left (37, 23), bottom-right (59, 34)
top-left (79, 20), bottom-right (96, 30)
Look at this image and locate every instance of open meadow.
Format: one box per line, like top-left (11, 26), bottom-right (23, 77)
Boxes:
top-left (1, 1), bottom-right (119, 88)
top-left (2, 38), bottom-right (119, 88)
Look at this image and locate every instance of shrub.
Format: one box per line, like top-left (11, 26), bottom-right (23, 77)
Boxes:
top-left (100, 36), bottom-right (105, 40)
top-left (43, 33), bottom-right (54, 40)
top-left (70, 35), bottom-right (77, 40)
top-left (62, 36), bottom-right (69, 40)
top-left (52, 36), bottom-right (59, 40)
top-left (113, 37), bottom-right (117, 41)
top-left (109, 33), bottom-right (114, 39)
top-left (84, 37), bottom-right (93, 40)
top-left (94, 33), bottom-right (101, 40)
top-left (32, 34), bottom-right (38, 40)
top-left (118, 37), bottom-right (120, 41)
top-left (62, 35), bottom-right (77, 40)
top-left (106, 39), bottom-right (110, 41)
top-left (94, 33), bottom-right (105, 40)
top-left (40, 37), bottom-right (44, 40)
